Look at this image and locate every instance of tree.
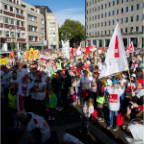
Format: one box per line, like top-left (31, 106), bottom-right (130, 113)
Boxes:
top-left (59, 19), bottom-right (85, 48)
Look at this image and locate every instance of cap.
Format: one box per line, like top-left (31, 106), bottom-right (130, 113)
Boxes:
top-left (137, 79), bottom-right (144, 84)
top-left (113, 79), bottom-right (119, 84)
top-left (76, 68), bottom-right (80, 74)
top-left (131, 73), bottom-right (136, 78)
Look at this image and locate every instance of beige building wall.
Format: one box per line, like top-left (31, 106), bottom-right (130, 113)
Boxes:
top-left (86, 0), bottom-right (144, 49)
top-left (21, 1), bottom-right (45, 49)
top-left (46, 12), bottom-right (58, 50)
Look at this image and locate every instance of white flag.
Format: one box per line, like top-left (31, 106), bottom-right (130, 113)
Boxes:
top-left (99, 23), bottom-right (128, 79)
top-left (61, 39), bottom-right (70, 59)
top-left (76, 43), bottom-right (82, 55)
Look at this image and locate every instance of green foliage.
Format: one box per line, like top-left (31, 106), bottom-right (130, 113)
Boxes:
top-left (59, 19), bottom-right (85, 47)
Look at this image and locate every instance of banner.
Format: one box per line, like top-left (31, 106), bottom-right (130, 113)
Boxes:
top-left (25, 48), bottom-right (40, 60)
top-left (0, 58), bottom-right (8, 65)
top-left (99, 23), bottom-right (128, 79)
top-left (61, 40), bottom-right (70, 59)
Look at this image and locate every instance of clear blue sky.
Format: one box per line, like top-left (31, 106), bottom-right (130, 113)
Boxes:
top-left (23, 0), bottom-right (85, 26)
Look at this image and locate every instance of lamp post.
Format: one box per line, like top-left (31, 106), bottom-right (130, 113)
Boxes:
top-left (61, 32), bottom-right (71, 41)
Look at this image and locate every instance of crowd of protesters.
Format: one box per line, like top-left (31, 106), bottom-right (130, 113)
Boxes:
top-left (1, 49), bottom-right (144, 144)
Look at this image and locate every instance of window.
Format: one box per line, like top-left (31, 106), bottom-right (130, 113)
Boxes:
top-left (112, 20), bottom-right (115, 25)
top-left (50, 37), bottom-right (53, 41)
top-left (117, 0), bottom-right (119, 5)
top-left (10, 18), bottom-right (14, 25)
top-left (21, 33), bottom-right (25, 38)
top-left (28, 15), bottom-right (37, 22)
top-left (11, 32), bottom-right (14, 37)
top-left (121, 0), bottom-right (123, 3)
top-left (113, 10), bottom-right (115, 15)
top-left (10, 7), bottom-right (13, 12)
top-left (98, 6), bottom-right (100, 11)
top-left (143, 3), bottom-right (144, 9)
top-left (21, 21), bottom-right (24, 27)
top-left (5, 17), bottom-right (8, 24)
top-left (89, 17), bottom-right (91, 21)
top-left (109, 21), bottom-right (111, 26)
top-left (89, 1), bottom-right (91, 6)
top-left (126, 7), bottom-right (128, 12)
top-left (16, 8), bottom-right (19, 14)
top-left (105, 4), bottom-right (107, 8)
top-left (136, 26), bottom-right (139, 32)
top-left (87, 10), bottom-right (88, 14)
top-left (101, 13), bottom-right (103, 18)
top-left (92, 0), bottom-right (94, 4)
top-left (101, 5), bottom-right (103, 9)
top-left (113, 1), bottom-right (115, 6)
top-left (98, 15), bottom-right (100, 19)
top-left (53, 37), bottom-right (56, 41)
top-left (92, 16), bottom-right (94, 21)
top-left (0, 31), bottom-right (3, 37)
top-left (121, 28), bottom-right (123, 33)
top-left (105, 31), bottom-right (107, 35)
top-left (126, 17), bottom-right (128, 22)
top-left (21, 10), bottom-right (23, 16)
top-left (99, 40), bottom-right (102, 47)
top-left (108, 30), bottom-right (110, 35)
top-left (95, 7), bottom-right (97, 11)
top-left (28, 25), bottom-right (37, 32)
top-left (121, 18), bottom-right (123, 23)
top-left (131, 16), bottom-right (133, 22)
top-left (117, 9), bottom-right (119, 14)
top-left (4, 5), bottom-right (7, 10)
top-left (109, 2), bottom-right (111, 7)
top-left (137, 4), bottom-right (139, 10)
top-left (105, 39), bottom-right (110, 47)
top-left (5, 31), bottom-right (9, 37)
top-left (50, 30), bottom-right (52, 35)
top-left (98, 23), bottom-right (100, 27)
top-left (95, 0), bottom-right (97, 3)
top-left (0, 16), bottom-right (3, 23)
top-left (130, 27), bottom-right (133, 32)
top-left (93, 40), bottom-right (96, 46)
top-left (125, 28), bottom-right (128, 33)
top-left (117, 19), bottom-right (119, 22)
top-left (53, 30), bottom-right (55, 34)
top-left (121, 8), bottom-right (123, 13)
top-left (89, 32), bottom-right (91, 36)
top-left (89, 9), bottom-right (91, 13)
top-left (105, 12), bottom-right (107, 17)
top-left (89, 25), bottom-right (91, 29)
top-left (143, 14), bottom-right (144, 20)
top-left (41, 19), bottom-right (44, 24)
top-left (131, 5), bottom-right (134, 11)
top-left (95, 23), bottom-right (97, 28)
top-left (95, 15), bottom-right (97, 19)
top-left (109, 12), bottom-right (111, 16)
top-left (105, 21), bottom-right (107, 26)
top-left (126, 0), bottom-right (128, 2)
top-left (17, 20), bottom-right (19, 26)
top-left (101, 22), bottom-right (103, 27)
top-left (92, 8), bottom-right (94, 13)
top-left (136, 15), bottom-right (139, 21)
top-left (142, 26), bottom-right (144, 31)
top-left (86, 3), bottom-right (88, 7)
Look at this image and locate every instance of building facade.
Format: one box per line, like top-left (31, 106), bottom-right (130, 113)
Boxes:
top-left (0, 0), bottom-right (58, 51)
top-left (85, 0), bottom-right (144, 49)
top-left (0, 0), bottom-right (26, 51)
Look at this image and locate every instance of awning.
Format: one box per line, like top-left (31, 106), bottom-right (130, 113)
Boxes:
top-left (29, 43), bottom-right (47, 47)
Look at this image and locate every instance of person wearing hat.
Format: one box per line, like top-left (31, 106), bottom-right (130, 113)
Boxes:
top-left (105, 79), bottom-right (124, 131)
top-left (31, 73), bottom-right (46, 116)
top-left (16, 111), bottom-right (51, 144)
top-left (17, 74), bottom-right (33, 112)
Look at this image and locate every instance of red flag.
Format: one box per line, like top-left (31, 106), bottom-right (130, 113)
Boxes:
top-left (85, 46), bottom-right (90, 54)
top-left (126, 42), bottom-right (134, 54)
top-left (114, 36), bottom-right (119, 58)
top-left (101, 48), bottom-right (105, 52)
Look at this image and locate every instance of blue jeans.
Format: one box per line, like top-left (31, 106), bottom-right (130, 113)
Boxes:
top-left (48, 108), bottom-right (56, 117)
top-left (109, 111), bottom-right (118, 127)
top-left (75, 86), bottom-right (81, 100)
top-left (56, 91), bottom-right (63, 107)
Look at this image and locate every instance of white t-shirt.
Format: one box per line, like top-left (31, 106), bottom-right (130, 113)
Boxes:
top-left (26, 112), bottom-right (51, 143)
top-left (32, 81), bottom-right (46, 100)
top-left (107, 86), bottom-right (123, 111)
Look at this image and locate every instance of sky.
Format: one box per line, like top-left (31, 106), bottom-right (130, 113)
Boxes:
top-left (23, 0), bottom-right (85, 27)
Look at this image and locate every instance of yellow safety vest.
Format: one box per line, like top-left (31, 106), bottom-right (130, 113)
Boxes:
top-left (59, 61), bottom-right (63, 70)
top-left (96, 95), bottom-right (105, 104)
top-left (8, 91), bottom-right (17, 109)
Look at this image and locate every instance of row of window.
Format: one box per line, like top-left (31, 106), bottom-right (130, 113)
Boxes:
top-left (27, 14), bottom-right (37, 23)
top-left (4, 5), bottom-right (23, 16)
top-left (87, 26), bottom-right (144, 37)
top-left (28, 25), bottom-right (37, 33)
top-left (29, 36), bottom-right (38, 42)
top-left (87, 16), bottom-right (144, 28)
top-left (0, 30), bottom-right (25, 38)
top-left (0, 16), bottom-right (24, 27)
top-left (87, 37), bottom-right (141, 48)
top-left (87, 4), bottom-right (142, 15)
top-left (7, 0), bottom-right (20, 5)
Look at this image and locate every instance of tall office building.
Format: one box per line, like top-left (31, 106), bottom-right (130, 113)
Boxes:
top-left (85, 0), bottom-right (144, 49)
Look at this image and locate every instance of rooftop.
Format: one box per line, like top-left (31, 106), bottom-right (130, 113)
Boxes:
top-left (34, 5), bottom-right (53, 13)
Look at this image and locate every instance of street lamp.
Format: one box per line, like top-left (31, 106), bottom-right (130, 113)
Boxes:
top-left (61, 32), bottom-right (71, 41)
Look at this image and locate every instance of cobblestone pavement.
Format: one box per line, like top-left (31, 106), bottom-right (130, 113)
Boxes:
top-left (1, 98), bottom-right (127, 144)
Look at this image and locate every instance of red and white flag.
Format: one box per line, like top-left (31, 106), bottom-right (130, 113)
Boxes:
top-left (126, 42), bottom-right (134, 54)
top-left (99, 23), bottom-right (128, 79)
top-left (76, 43), bottom-right (82, 55)
top-left (135, 50), bottom-right (140, 55)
